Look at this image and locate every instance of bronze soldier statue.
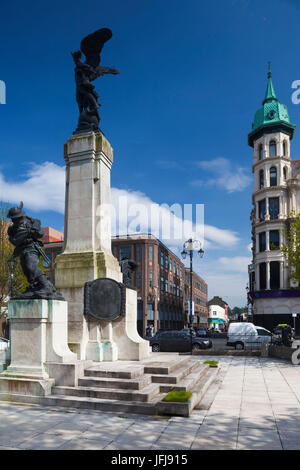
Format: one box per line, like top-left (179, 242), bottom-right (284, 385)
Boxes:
top-left (7, 202), bottom-right (64, 300)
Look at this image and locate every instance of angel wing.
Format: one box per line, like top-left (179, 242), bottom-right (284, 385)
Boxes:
top-left (81, 28), bottom-right (113, 68)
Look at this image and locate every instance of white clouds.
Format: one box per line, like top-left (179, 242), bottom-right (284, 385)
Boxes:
top-left (0, 162), bottom-right (65, 214)
top-left (0, 163), bottom-right (240, 250)
top-left (191, 157), bottom-right (252, 193)
top-left (218, 256), bottom-right (251, 273)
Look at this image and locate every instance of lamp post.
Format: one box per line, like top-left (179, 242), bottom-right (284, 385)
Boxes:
top-left (181, 239), bottom-right (204, 353)
top-left (7, 256), bottom-right (16, 298)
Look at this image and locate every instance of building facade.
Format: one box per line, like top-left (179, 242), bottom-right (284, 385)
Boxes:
top-left (184, 268), bottom-right (208, 328)
top-left (112, 234), bottom-right (185, 336)
top-left (248, 68), bottom-right (300, 333)
top-left (207, 296), bottom-right (228, 331)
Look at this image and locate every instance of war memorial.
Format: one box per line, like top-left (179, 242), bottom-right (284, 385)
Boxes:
top-left (0, 28), bottom-right (218, 417)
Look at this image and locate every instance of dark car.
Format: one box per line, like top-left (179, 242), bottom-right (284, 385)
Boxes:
top-left (149, 330), bottom-right (212, 352)
top-left (195, 328), bottom-right (208, 337)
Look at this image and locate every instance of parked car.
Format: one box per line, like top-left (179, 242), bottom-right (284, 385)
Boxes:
top-left (0, 338), bottom-right (9, 351)
top-left (149, 330), bottom-right (212, 352)
top-left (195, 328), bottom-right (208, 337)
top-left (226, 322), bottom-right (272, 350)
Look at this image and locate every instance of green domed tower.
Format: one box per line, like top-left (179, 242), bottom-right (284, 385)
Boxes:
top-left (248, 65), bottom-right (300, 333)
top-left (248, 64), bottom-right (296, 147)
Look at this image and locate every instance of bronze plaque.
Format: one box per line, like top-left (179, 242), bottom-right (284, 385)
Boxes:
top-left (84, 278), bottom-right (126, 321)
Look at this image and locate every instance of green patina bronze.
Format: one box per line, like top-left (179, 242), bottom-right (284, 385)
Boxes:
top-left (248, 64), bottom-right (296, 146)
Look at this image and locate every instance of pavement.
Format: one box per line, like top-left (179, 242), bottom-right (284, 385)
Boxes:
top-left (0, 355), bottom-right (300, 450)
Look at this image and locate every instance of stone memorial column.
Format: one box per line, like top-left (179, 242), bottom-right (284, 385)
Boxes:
top-left (55, 131), bottom-right (123, 360)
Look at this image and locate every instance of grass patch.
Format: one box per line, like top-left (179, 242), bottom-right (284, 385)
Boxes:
top-left (162, 391), bottom-right (192, 403)
top-left (204, 360), bottom-right (219, 366)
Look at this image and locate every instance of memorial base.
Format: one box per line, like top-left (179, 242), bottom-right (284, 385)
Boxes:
top-left (0, 299), bottom-right (84, 398)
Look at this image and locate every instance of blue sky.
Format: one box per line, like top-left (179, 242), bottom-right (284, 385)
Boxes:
top-left (1, 0), bottom-right (300, 307)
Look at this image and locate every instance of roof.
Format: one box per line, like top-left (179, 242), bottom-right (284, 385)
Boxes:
top-left (248, 66), bottom-right (296, 146)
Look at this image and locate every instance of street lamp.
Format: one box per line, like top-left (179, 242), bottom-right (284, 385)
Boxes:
top-left (7, 256), bottom-right (16, 298)
top-left (181, 238), bottom-right (204, 353)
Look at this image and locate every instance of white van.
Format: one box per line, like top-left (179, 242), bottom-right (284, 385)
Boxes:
top-left (227, 322), bottom-right (272, 350)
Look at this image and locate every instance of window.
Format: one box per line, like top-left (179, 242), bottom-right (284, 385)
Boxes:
top-left (165, 279), bottom-right (168, 292)
top-left (258, 199), bottom-right (266, 221)
top-left (120, 247), bottom-right (131, 260)
top-left (165, 256), bottom-right (169, 269)
top-left (149, 246), bottom-right (153, 262)
top-left (160, 251), bottom-right (164, 266)
top-left (169, 259), bottom-right (172, 272)
top-left (137, 246), bottom-right (142, 262)
top-left (137, 273), bottom-right (142, 289)
top-left (259, 232), bottom-right (266, 252)
top-left (270, 261), bottom-right (280, 290)
top-left (160, 276), bottom-right (164, 291)
top-left (259, 169), bottom-right (264, 189)
top-left (149, 272), bottom-right (153, 288)
top-left (177, 263), bottom-right (179, 276)
top-left (269, 141), bottom-right (276, 157)
top-left (283, 141), bottom-right (287, 156)
top-left (269, 230), bottom-right (280, 250)
top-left (269, 197), bottom-right (279, 220)
top-left (173, 262), bottom-right (176, 274)
top-left (259, 144), bottom-right (263, 160)
top-left (283, 167), bottom-right (287, 180)
top-left (259, 263), bottom-right (267, 290)
top-left (270, 167), bottom-right (277, 187)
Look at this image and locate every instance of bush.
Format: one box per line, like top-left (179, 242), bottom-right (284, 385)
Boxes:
top-left (162, 391), bottom-right (192, 403)
top-left (204, 360), bottom-right (219, 366)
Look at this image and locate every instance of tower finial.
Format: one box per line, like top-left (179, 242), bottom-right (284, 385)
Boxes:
top-left (268, 61), bottom-right (272, 79)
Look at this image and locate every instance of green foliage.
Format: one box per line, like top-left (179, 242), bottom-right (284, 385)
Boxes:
top-left (281, 211), bottom-right (300, 285)
top-left (162, 391), bottom-right (192, 403)
top-left (231, 306), bottom-right (248, 315)
top-left (204, 360), bottom-right (219, 366)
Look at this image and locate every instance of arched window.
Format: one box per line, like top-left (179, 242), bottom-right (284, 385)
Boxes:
top-left (283, 141), bottom-right (287, 156)
top-left (270, 167), bottom-right (277, 187)
top-left (259, 144), bottom-right (263, 160)
top-left (269, 141), bottom-right (276, 157)
top-left (259, 169), bottom-right (264, 189)
top-left (283, 167), bottom-right (287, 180)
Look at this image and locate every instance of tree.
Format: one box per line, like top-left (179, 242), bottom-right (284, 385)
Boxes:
top-left (281, 211), bottom-right (300, 285)
top-left (0, 204), bottom-right (28, 315)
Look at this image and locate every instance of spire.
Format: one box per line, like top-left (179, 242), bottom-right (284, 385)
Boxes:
top-left (263, 62), bottom-right (278, 104)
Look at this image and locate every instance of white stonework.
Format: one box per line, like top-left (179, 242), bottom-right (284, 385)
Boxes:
top-left (0, 299), bottom-right (78, 397)
top-left (250, 129), bottom-right (300, 321)
top-left (55, 131), bottom-right (150, 361)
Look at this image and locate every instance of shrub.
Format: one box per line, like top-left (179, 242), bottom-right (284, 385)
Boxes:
top-left (162, 391), bottom-right (192, 403)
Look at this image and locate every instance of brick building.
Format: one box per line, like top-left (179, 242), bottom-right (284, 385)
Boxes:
top-left (112, 234), bottom-right (185, 336)
top-left (184, 268), bottom-right (208, 328)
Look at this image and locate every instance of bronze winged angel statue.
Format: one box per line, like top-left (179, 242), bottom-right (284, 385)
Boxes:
top-left (72, 28), bottom-right (120, 134)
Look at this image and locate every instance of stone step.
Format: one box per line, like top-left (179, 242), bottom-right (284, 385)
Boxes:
top-left (40, 394), bottom-right (158, 415)
top-left (157, 366), bottom-right (220, 417)
top-left (53, 382), bottom-right (160, 403)
top-left (81, 374), bottom-right (152, 390)
top-left (143, 356), bottom-right (190, 375)
top-left (151, 360), bottom-right (205, 385)
top-left (84, 363), bottom-right (145, 380)
top-left (159, 363), bottom-right (209, 393)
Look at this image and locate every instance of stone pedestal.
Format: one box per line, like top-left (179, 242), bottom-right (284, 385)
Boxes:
top-left (55, 131), bottom-right (150, 361)
top-left (0, 299), bottom-right (81, 397)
